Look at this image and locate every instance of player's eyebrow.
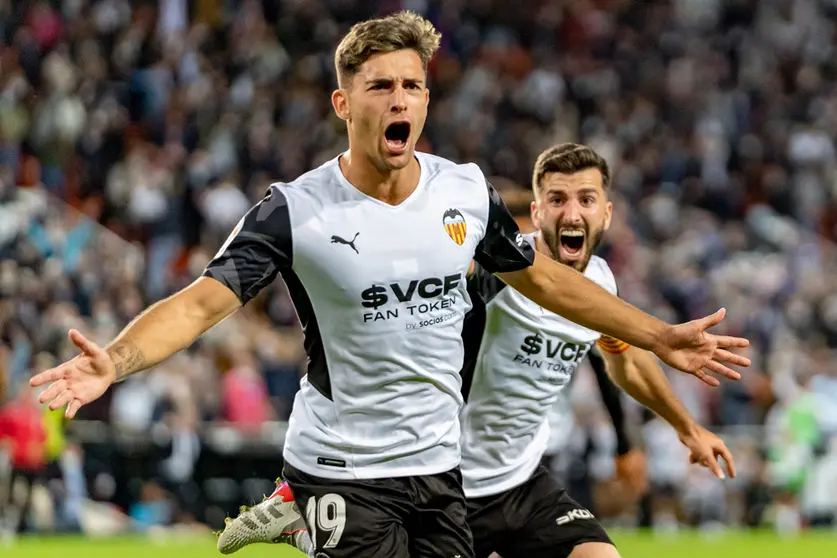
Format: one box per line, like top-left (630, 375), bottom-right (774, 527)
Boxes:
top-left (545, 187), bottom-right (600, 197)
top-left (366, 77), bottom-right (393, 86)
top-left (365, 77), bottom-right (425, 87)
top-left (544, 188), bottom-right (567, 197)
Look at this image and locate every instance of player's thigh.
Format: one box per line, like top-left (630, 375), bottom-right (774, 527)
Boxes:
top-left (283, 463), bottom-right (411, 558)
top-left (467, 493), bottom-right (513, 558)
top-left (504, 468), bottom-right (614, 558)
top-left (409, 468), bottom-right (475, 558)
top-left (568, 542), bottom-right (622, 558)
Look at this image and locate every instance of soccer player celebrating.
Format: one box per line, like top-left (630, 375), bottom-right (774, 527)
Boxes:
top-left (31, 12), bottom-right (748, 558)
top-left (459, 144), bottom-right (736, 558)
top-left (216, 144), bottom-right (738, 558)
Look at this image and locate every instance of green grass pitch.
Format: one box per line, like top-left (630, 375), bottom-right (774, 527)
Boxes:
top-left (4, 531), bottom-right (837, 557)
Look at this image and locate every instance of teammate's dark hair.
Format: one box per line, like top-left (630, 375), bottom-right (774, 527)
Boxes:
top-left (334, 11), bottom-right (441, 88)
top-left (532, 143), bottom-right (611, 194)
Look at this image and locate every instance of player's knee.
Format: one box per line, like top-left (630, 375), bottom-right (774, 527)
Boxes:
top-left (568, 541), bottom-right (621, 558)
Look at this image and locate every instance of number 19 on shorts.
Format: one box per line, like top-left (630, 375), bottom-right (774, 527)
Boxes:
top-left (307, 494), bottom-right (347, 549)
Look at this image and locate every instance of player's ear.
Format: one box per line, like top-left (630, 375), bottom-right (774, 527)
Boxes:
top-left (603, 200), bottom-right (613, 232)
top-left (530, 200), bottom-right (541, 230)
top-left (332, 89), bottom-right (350, 122)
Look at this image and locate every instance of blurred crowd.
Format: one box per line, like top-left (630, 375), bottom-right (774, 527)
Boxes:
top-left (3, 0), bottom-right (837, 535)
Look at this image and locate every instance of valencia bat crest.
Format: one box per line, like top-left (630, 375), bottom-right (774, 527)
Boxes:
top-left (443, 208), bottom-right (467, 246)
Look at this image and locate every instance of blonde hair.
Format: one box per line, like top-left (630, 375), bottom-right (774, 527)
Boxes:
top-left (532, 143), bottom-right (611, 194)
top-left (334, 11), bottom-right (441, 87)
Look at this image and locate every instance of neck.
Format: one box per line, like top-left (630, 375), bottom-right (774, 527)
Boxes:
top-left (534, 232), bottom-right (555, 260)
top-left (339, 147), bottom-right (420, 206)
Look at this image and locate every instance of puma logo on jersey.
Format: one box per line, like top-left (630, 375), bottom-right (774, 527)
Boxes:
top-left (331, 232), bottom-right (360, 254)
top-left (556, 508), bottom-right (594, 526)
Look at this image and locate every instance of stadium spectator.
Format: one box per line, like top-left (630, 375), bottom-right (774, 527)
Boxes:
top-left (0, 381), bottom-right (47, 533)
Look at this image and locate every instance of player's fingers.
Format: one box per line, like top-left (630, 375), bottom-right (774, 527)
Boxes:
top-left (695, 369), bottom-right (721, 387)
top-left (697, 308), bottom-right (725, 330)
top-left (65, 399), bottom-right (83, 419)
top-left (703, 359), bottom-right (741, 381)
top-left (48, 390), bottom-right (75, 411)
top-left (68, 329), bottom-right (102, 357)
top-left (701, 453), bottom-right (726, 480)
top-left (712, 348), bottom-right (751, 368)
top-left (30, 366), bottom-right (66, 388)
top-left (711, 335), bottom-right (750, 350)
top-left (38, 379), bottom-right (67, 404)
top-left (716, 444), bottom-right (736, 478)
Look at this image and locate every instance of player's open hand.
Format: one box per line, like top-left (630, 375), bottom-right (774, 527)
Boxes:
top-left (29, 329), bottom-right (117, 419)
top-left (654, 308), bottom-right (750, 387)
top-left (615, 449), bottom-right (648, 497)
top-left (678, 425), bottom-right (736, 480)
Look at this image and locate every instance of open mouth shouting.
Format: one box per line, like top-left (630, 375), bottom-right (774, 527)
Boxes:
top-left (558, 227), bottom-right (586, 262)
top-left (384, 121), bottom-right (411, 154)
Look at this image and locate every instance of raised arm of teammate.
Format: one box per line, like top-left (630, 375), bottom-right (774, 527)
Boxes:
top-left (497, 251), bottom-right (751, 385)
top-left (589, 348), bottom-right (632, 456)
top-left (30, 185), bottom-right (290, 418)
top-left (588, 348), bottom-right (633, 455)
top-left (588, 348), bottom-right (648, 496)
top-left (595, 336), bottom-right (736, 480)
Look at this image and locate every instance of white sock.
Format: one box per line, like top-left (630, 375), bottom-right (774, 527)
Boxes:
top-left (293, 530), bottom-right (314, 555)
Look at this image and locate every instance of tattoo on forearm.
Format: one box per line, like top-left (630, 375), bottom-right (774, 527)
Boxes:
top-left (107, 342), bottom-right (148, 381)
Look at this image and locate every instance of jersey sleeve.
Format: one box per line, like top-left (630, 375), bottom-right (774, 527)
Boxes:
top-left (467, 262), bottom-right (508, 305)
top-left (473, 179), bottom-right (535, 274)
top-left (599, 260), bottom-right (618, 296)
top-left (593, 261), bottom-right (631, 354)
top-left (202, 184), bottom-right (292, 304)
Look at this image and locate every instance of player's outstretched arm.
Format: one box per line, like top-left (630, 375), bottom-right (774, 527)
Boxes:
top-left (31, 183), bottom-right (294, 419)
top-left (30, 277), bottom-right (242, 418)
top-left (598, 344), bottom-right (736, 480)
top-left (589, 348), bottom-right (632, 456)
top-left (107, 276), bottom-right (242, 380)
top-left (499, 252), bottom-right (668, 350)
top-left (497, 251), bottom-right (751, 383)
top-left (589, 348), bottom-right (648, 496)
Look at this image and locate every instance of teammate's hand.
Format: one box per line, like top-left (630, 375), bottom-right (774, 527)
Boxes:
top-left (29, 329), bottom-right (117, 419)
top-left (653, 308), bottom-right (750, 387)
top-left (615, 449), bottom-right (648, 497)
top-left (678, 425), bottom-right (736, 480)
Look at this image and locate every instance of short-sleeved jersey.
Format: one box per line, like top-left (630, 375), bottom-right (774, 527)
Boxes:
top-left (459, 234), bottom-right (617, 497)
top-left (203, 152), bottom-right (534, 479)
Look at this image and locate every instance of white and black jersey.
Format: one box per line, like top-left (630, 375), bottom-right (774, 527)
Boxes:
top-left (459, 234), bottom-right (617, 498)
top-left (203, 152), bottom-right (534, 480)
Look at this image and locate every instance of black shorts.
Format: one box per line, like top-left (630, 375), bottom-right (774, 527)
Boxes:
top-left (283, 462), bottom-right (473, 558)
top-left (467, 466), bottom-right (613, 558)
